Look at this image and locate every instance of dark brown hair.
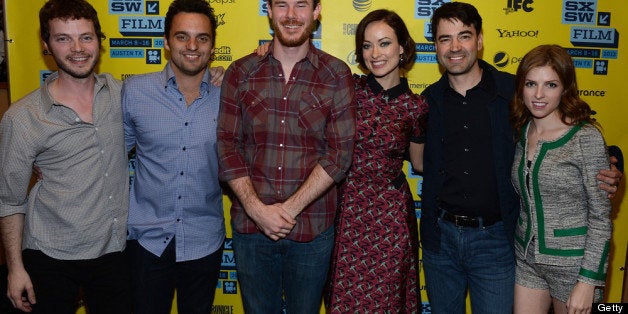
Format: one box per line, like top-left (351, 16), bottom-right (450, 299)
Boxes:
top-left (39, 0), bottom-right (105, 45)
top-left (355, 9), bottom-right (416, 70)
top-left (431, 2), bottom-right (482, 40)
top-left (165, 0), bottom-right (218, 46)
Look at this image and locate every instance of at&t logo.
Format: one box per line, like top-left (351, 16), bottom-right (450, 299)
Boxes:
top-left (353, 0), bottom-right (371, 12)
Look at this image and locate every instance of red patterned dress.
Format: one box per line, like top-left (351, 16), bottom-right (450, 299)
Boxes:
top-left (326, 74), bottom-right (428, 313)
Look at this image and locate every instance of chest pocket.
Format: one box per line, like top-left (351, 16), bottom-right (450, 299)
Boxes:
top-left (298, 92), bottom-right (331, 132)
top-left (241, 90), bottom-right (269, 127)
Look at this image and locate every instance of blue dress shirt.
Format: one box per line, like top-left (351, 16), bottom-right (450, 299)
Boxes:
top-left (122, 63), bottom-right (225, 261)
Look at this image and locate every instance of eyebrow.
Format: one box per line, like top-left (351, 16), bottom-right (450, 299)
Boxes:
top-left (437, 30), bottom-right (473, 40)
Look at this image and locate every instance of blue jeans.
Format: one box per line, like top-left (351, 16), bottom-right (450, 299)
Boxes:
top-left (233, 226), bottom-right (334, 314)
top-left (422, 217), bottom-right (515, 314)
top-left (126, 239), bottom-right (223, 314)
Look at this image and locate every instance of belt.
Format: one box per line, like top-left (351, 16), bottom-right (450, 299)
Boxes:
top-left (441, 210), bottom-right (499, 228)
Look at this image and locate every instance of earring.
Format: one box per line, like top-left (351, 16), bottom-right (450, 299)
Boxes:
top-left (400, 53), bottom-right (404, 63)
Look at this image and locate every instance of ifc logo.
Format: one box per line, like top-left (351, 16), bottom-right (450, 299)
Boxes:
top-left (493, 51), bottom-right (509, 68)
top-left (353, 0), bottom-right (371, 12)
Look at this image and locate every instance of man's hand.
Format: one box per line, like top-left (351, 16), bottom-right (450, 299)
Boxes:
top-left (248, 204), bottom-right (296, 241)
top-left (208, 66), bottom-right (225, 87)
top-left (254, 42), bottom-right (271, 56)
top-left (565, 281), bottom-right (594, 314)
top-left (597, 156), bottom-right (623, 199)
top-left (6, 268), bottom-right (35, 312)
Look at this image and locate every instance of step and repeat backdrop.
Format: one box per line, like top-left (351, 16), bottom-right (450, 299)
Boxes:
top-left (4, 0), bottom-right (628, 313)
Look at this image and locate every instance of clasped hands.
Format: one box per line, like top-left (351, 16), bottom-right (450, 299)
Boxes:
top-left (248, 203), bottom-right (298, 241)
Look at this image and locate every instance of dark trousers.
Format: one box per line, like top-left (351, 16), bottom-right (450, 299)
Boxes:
top-left (22, 249), bottom-right (131, 314)
top-left (126, 239), bottom-right (223, 314)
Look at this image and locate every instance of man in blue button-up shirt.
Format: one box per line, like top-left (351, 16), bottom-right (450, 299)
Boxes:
top-left (121, 0), bottom-right (224, 313)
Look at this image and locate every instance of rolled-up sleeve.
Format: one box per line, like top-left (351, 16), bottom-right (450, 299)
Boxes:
top-left (0, 114), bottom-right (35, 216)
top-left (217, 62), bottom-right (250, 182)
top-left (319, 63), bottom-right (356, 183)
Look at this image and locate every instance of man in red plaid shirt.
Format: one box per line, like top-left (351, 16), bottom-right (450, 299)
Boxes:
top-left (216, 0), bottom-right (355, 312)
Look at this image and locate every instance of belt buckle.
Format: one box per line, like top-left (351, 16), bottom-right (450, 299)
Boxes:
top-left (454, 215), bottom-right (464, 226)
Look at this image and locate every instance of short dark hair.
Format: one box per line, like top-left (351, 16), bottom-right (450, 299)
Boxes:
top-left (39, 0), bottom-right (105, 46)
top-left (355, 9), bottom-right (415, 70)
top-left (431, 2), bottom-right (482, 40)
top-left (165, 0), bottom-right (218, 46)
top-left (267, 0), bottom-right (320, 8)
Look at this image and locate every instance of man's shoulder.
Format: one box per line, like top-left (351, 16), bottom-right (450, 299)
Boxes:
top-left (313, 48), bottom-right (351, 73)
top-left (227, 52), bottom-right (262, 72)
top-left (480, 60), bottom-right (515, 86)
top-left (121, 70), bottom-right (162, 88)
top-left (4, 88), bottom-right (45, 119)
top-left (96, 72), bottom-right (123, 90)
top-left (422, 73), bottom-right (448, 98)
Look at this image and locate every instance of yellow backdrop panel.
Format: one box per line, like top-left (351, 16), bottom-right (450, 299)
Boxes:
top-left (4, 1), bottom-right (627, 313)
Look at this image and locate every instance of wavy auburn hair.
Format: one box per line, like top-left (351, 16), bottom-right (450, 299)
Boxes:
top-left (510, 44), bottom-right (597, 139)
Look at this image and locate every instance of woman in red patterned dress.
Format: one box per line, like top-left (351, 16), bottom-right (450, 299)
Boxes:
top-left (325, 9), bottom-right (428, 313)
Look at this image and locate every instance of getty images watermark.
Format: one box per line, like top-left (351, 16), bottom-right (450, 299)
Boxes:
top-left (593, 303), bottom-right (628, 313)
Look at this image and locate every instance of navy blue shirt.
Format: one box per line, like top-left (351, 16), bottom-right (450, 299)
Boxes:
top-left (420, 60), bottom-right (519, 252)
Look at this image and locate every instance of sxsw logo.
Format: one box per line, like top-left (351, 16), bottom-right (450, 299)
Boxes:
top-left (415, 0), bottom-right (450, 19)
top-left (503, 0), bottom-right (534, 14)
top-left (562, 0), bottom-right (597, 25)
top-left (109, 0), bottom-right (143, 14)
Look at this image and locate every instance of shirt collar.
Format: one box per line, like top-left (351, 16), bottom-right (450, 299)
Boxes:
top-left (475, 59), bottom-right (495, 93)
top-left (42, 71), bottom-right (105, 113)
top-left (257, 41), bottom-right (321, 69)
top-left (162, 61), bottom-right (210, 90)
top-left (366, 73), bottom-right (410, 99)
top-left (444, 59), bottom-right (496, 96)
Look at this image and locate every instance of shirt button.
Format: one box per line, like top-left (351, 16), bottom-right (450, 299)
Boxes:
top-left (113, 218), bottom-right (118, 222)
top-left (283, 97), bottom-right (287, 100)
top-left (464, 148), bottom-right (469, 152)
top-left (462, 101), bottom-right (468, 105)
top-left (105, 173), bottom-right (109, 177)
top-left (180, 171), bottom-right (184, 175)
top-left (109, 195), bottom-right (113, 199)
top-left (182, 147), bottom-right (186, 151)
top-left (101, 150), bottom-right (105, 154)
top-left (94, 127), bottom-right (98, 131)
top-left (75, 117), bottom-right (80, 122)
top-left (463, 171), bottom-right (469, 175)
top-left (463, 124), bottom-right (469, 130)
top-left (278, 167), bottom-right (282, 170)
top-left (178, 195), bottom-right (182, 199)
top-left (184, 122), bottom-right (188, 126)
top-left (177, 218), bottom-right (181, 222)
top-left (281, 120), bottom-right (285, 124)
top-left (279, 143), bottom-right (283, 147)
